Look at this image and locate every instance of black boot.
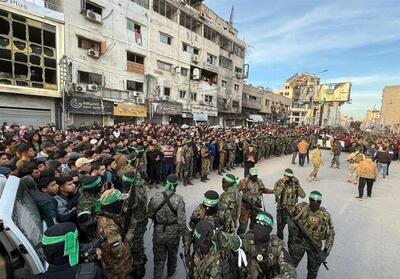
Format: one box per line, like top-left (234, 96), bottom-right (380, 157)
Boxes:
top-left (205, 176), bottom-right (210, 180)
top-left (187, 180), bottom-right (194, 185)
top-left (201, 177), bottom-right (206, 182)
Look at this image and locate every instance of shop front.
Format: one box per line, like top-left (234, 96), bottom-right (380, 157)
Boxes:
top-left (149, 101), bottom-right (183, 124)
top-left (113, 103), bottom-right (147, 124)
top-left (66, 95), bottom-right (113, 127)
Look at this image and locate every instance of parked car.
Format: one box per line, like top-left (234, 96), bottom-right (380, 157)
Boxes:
top-left (317, 134), bottom-right (344, 149)
top-left (0, 176), bottom-right (46, 278)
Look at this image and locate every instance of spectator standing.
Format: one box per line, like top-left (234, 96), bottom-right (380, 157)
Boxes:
top-left (291, 138), bottom-right (299, 164)
top-left (330, 140), bottom-right (342, 169)
top-left (375, 145), bottom-right (391, 181)
top-left (53, 176), bottom-right (79, 223)
top-left (244, 145), bottom-right (257, 177)
top-left (297, 138), bottom-right (309, 167)
top-left (162, 141), bottom-right (175, 181)
top-left (356, 155), bottom-right (378, 199)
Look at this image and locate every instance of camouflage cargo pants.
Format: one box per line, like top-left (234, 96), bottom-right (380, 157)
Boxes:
top-left (276, 208), bottom-right (290, 240)
top-left (228, 151), bottom-right (235, 167)
top-left (153, 230), bottom-right (180, 278)
top-left (288, 234), bottom-right (321, 279)
top-left (219, 153), bottom-right (225, 172)
top-left (132, 219), bottom-right (148, 268)
top-left (237, 203), bottom-right (258, 234)
top-left (201, 158), bottom-right (209, 177)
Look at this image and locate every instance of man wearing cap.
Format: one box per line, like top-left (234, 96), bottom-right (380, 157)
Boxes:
top-left (273, 168), bottom-right (305, 240)
top-left (288, 191), bottom-right (335, 279)
top-left (237, 167), bottom-right (273, 234)
top-left (184, 190), bottom-right (220, 277)
top-left (75, 157), bottom-right (93, 178)
top-left (221, 211), bottom-right (297, 279)
top-left (36, 222), bottom-right (103, 279)
top-left (77, 175), bottom-right (103, 242)
top-left (96, 188), bottom-right (133, 278)
top-left (218, 174), bottom-right (242, 233)
top-left (147, 174), bottom-right (186, 278)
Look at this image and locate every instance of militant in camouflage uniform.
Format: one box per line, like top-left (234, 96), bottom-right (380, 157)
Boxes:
top-left (183, 140), bottom-right (194, 186)
top-left (227, 140), bottom-right (236, 170)
top-left (121, 171), bottom-right (148, 279)
top-left (200, 143), bottom-right (211, 182)
top-left (221, 211), bottom-right (297, 279)
top-left (273, 169), bottom-right (306, 240)
top-left (218, 174), bottom-right (242, 233)
top-left (184, 190), bottom-right (220, 278)
top-left (191, 221), bottom-right (239, 279)
top-left (265, 135), bottom-right (273, 159)
top-left (77, 176), bottom-right (103, 242)
top-left (96, 189), bottom-right (133, 279)
top-left (237, 167), bottom-right (274, 234)
top-left (288, 191), bottom-right (335, 279)
top-left (147, 174), bottom-right (186, 278)
top-left (218, 140), bottom-right (227, 175)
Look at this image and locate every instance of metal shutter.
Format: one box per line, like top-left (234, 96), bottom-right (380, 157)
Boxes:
top-left (0, 107), bottom-right (51, 127)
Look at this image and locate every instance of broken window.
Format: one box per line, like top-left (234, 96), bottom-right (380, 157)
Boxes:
top-left (153, 0), bottom-right (177, 21)
top-left (200, 68), bottom-right (218, 84)
top-left (233, 44), bottom-right (245, 58)
top-left (78, 36), bottom-right (100, 50)
top-left (219, 36), bottom-right (233, 51)
top-left (0, 17), bottom-right (10, 35)
top-left (0, 49), bottom-right (11, 60)
top-left (130, 0), bottom-right (149, 9)
top-left (204, 25), bottom-right (218, 42)
top-left (160, 33), bottom-right (172, 45)
top-left (13, 21), bottom-right (26, 40)
top-left (180, 12), bottom-right (201, 34)
top-left (182, 42), bottom-right (199, 55)
top-left (78, 70), bottom-right (102, 84)
top-left (127, 52), bottom-right (145, 64)
top-left (204, 95), bottom-right (213, 103)
top-left (157, 60), bottom-right (172, 72)
top-left (29, 26), bottom-right (41, 44)
top-left (179, 90), bottom-right (186, 99)
top-left (30, 43), bottom-right (42, 55)
top-left (84, 1), bottom-right (103, 15)
top-left (164, 87), bottom-right (170, 96)
top-left (219, 55), bottom-right (233, 70)
top-left (207, 53), bottom-right (217, 65)
top-left (43, 30), bottom-right (56, 47)
top-left (0, 60), bottom-right (12, 78)
top-left (127, 80), bottom-right (144, 92)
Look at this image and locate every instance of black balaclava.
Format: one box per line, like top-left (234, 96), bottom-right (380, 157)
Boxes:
top-left (253, 212), bottom-right (274, 246)
top-left (194, 220), bottom-right (215, 255)
top-left (309, 191), bottom-right (322, 212)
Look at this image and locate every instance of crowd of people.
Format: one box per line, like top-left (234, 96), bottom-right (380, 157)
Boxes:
top-left (0, 121), bottom-right (398, 279)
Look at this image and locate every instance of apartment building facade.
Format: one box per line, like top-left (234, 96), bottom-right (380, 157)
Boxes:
top-left (63, 0), bottom-right (246, 127)
top-left (0, 0), bottom-right (64, 126)
top-left (381, 85), bottom-right (400, 127)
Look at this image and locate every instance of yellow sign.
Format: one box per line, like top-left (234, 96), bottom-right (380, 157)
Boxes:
top-left (315, 82), bottom-right (351, 102)
top-left (113, 104), bottom-right (147, 117)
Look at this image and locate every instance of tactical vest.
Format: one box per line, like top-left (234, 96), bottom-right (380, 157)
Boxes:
top-left (245, 233), bottom-right (281, 278)
top-left (295, 205), bottom-right (327, 245)
top-left (242, 178), bottom-right (262, 208)
top-left (278, 179), bottom-right (300, 209)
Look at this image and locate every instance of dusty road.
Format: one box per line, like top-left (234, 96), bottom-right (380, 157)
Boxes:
top-left (143, 151), bottom-right (400, 278)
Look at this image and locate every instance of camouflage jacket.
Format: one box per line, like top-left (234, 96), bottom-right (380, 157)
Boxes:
top-left (97, 216), bottom-right (133, 278)
top-left (221, 232), bottom-right (296, 279)
top-left (193, 250), bottom-right (221, 279)
top-left (218, 187), bottom-right (241, 233)
top-left (77, 189), bottom-right (99, 241)
top-left (125, 184), bottom-right (148, 242)
top-left (238, 178), bottom-right (273, 208)
top-left (273, 177), bottom-right (305, 210)
top-left (147, 190), bottom-right (186, 236)
top-left (183, 146), bottom-right (194, 162)
top-left (291, 202), bottom-right (335, 252)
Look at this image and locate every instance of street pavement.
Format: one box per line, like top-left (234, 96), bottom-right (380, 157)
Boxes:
top-left (143, 151), bottom-right (400, 278)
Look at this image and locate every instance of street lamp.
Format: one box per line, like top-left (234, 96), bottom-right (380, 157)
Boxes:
top-left (312, 69), bottom-right (329, 76)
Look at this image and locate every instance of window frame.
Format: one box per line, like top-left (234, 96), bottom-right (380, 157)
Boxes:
top-left (160, 32), bottom-right (172, 45)
top-left (127, 80), bottom-right (144, 92)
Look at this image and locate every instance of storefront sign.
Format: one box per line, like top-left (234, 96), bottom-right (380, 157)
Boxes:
top-left (113, 103), bottom-right (147, 117)
top-left (192, 105), bottom-right (218, 116)
top-left (193, 113), bottom-right (208, 121)
top-left (152, 102), bottom-right (182, 115)
top-left (66, 96), bottom-right (113, 115)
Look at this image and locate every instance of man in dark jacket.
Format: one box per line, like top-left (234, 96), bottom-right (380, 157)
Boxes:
top-left (53, 176), bottom-right (79, 223)
top-left (291, 139), bottom-right (300, 165)
top-left (331, 140), bottom-right (342, 169)
top-left (146, 143), bottom-right (163, 188)
top-left (31, 176), bottom-right (59, 227)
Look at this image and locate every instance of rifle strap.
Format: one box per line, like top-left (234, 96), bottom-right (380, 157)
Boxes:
top-left (154, 191), bottom-right (177, 217)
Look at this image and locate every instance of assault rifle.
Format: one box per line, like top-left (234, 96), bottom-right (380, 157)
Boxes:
top-left (80, 234), bottom-right (105, 263)
top-left (286, 209), bottom-right (329, 270)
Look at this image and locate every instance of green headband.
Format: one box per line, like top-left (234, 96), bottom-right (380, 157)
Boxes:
top-left (194, 229), bottom-right (201, 239)
top-left (95, 190), bottom-right (122, 213)
top-left (256, 214), bottom-right (273, 228)
top-left (122, 175), bottom-right (141, 186)
top-left (83, 177), bottom-right (102, 189)
top-left (42, 229), bottom-right (79, 267)
top-left (203, 197), bottom-right (219, 207)
top-left (164, 181), bottom-right (178, 190)
top-left (309, 193), bottom-right (322, 201)
top-left (284, 172), bottom-right (294, 177)
top-left (223, 175), bottom-right (238, 189)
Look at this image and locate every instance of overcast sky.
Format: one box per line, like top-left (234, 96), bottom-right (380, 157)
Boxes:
top-left (204, 0), bottom-right (400, 119)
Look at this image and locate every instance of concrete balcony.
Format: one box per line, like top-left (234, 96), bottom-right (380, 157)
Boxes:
top-left (190, 79), bottom-right (218, 94)
top-left (242, 99), bottom-right (262, 110)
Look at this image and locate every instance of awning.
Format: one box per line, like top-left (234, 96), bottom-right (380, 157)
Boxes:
top-left (248, 114), bottom-right (264, 122)
top-left (193, 113), bottom-right (208, 121)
